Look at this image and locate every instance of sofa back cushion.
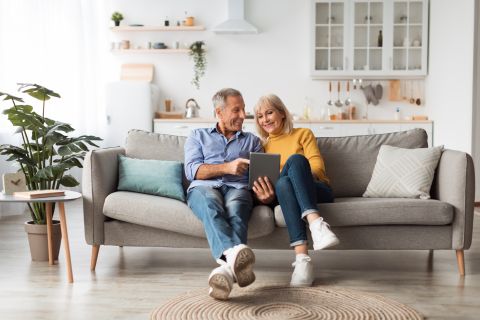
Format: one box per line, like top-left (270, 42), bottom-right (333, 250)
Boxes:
top-left (125, 128), bottom-right (428, 197)
top-left (126, 130), bottom-right (189, 190)
top-left (318, 128), bottom-right (428, 197)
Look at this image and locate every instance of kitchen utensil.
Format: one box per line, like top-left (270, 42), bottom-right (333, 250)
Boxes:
top-left (374, 83), bottom-right (383, 101)
top-left (409, 80), bottom-right (415, 104)
top-left (335, 81), bottom-right (343, 107)
top-left (415, 81), bottom-right (422, 106)
top-left (327, 81), bottom-right (334, 107)
top-left (185, 98), bottom-right (200, 118)
top-left (345, 81), bottom-right (352, 106)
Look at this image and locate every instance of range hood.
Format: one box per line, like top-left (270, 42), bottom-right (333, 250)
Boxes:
top-left (212, 0), bottom-right (258, 34)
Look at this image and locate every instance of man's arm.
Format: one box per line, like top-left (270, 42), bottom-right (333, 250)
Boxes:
top-left (195, 158), bottom-right (250, 180)
top-left (184, 131), bottom-right (251, 180)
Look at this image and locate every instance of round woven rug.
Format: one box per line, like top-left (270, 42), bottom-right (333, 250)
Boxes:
top-left (151, 286), bottom-right (423, 320)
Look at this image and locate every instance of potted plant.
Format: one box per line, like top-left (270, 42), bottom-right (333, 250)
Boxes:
top-left (111, 11), bottom-right (124, 27)
top-left (189, 41), bottom-right (207, 90)
top-left (0, 83), bottom-right (102, 261)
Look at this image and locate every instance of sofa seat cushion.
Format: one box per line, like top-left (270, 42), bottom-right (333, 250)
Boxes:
top-left (274, 197), bottom-right (454, 227)
top-left (103, 191), bottom-right (275, 239)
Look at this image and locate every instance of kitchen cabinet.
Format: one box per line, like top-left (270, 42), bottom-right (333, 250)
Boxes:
top-left (311, 0), bottom-right (428, 79)
top-left (154, 119), bottom-right (433, 146)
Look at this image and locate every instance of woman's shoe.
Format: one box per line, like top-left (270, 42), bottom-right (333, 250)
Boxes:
top-left (309, 218), bottom-right (340, 250)
top-left (290, 254), bottom-right (314, 287)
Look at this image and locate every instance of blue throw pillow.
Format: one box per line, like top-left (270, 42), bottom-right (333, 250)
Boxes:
top-left (117, 155), bottom-right (185, 202)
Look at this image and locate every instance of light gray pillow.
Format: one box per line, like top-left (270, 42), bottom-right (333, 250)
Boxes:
top-left (363, 145), bottom-right (443, 199)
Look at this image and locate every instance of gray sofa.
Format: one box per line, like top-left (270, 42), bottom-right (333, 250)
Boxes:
top-left (82, 129), bottom-right (475, 275)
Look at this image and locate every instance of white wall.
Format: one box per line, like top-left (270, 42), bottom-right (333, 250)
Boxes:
top-left (425, 0), bottom-right (475, 153)
top-left (107, 0), bottom-right (429, 121)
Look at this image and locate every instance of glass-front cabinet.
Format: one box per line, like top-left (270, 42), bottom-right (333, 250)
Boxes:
top-left (311, 0), bottom-right (428, 79)
top-left (313, 1), bottom-right (346, 72)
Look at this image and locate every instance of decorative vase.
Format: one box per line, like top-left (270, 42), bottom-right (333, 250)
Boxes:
top-left (24, 220), bottom-right (62, 261)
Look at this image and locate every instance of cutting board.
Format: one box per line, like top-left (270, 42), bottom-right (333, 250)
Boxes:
top-left (120, 64), bottom-right (154, 82)
top-left (388, 80), bottom-right (401, 101)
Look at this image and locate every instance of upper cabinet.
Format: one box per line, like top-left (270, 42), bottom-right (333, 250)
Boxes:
top-left (311, 0), bottom-right (428, 79)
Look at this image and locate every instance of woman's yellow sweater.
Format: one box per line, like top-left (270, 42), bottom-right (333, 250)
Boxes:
top-left (264, 127), bottom-right (329, 185)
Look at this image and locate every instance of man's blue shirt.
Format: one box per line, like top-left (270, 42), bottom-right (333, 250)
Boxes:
top-left (184, 125), bottom-right (262, 191)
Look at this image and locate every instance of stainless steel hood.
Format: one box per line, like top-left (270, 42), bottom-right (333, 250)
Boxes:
top-left (212, 0), bottom-right (258, 34)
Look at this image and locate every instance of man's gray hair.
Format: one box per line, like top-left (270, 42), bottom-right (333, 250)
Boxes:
top-left (212, 88), bottom-right (242, 110)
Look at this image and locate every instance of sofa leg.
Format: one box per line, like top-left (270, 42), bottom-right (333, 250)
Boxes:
top-left (91, 244), bottom-right (100, 271)
top-left (456, 250), bottom-right (465, 276)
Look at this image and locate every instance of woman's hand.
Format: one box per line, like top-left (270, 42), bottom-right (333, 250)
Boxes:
top-left (252, 176), bottom-right (275, 204)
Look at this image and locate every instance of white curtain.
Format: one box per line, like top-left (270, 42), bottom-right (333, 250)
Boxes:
top-left (0, 0), bottom-right (109, 217)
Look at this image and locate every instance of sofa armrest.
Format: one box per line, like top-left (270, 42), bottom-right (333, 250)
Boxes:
top-left (433, 149), bottom-right (475, 249)
top-left (82, 147), bottom-right (125, 245)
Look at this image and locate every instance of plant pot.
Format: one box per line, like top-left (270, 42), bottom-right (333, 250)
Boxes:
top-left (24, 220), bottom-right (62, 262)
top-left (114, 21), bottom-right (120, 27)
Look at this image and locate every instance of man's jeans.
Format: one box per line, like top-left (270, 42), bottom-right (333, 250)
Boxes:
top-left (275, 154), bottom-right (334, 247)
top-left (187, 185), bottom-right (253, 259)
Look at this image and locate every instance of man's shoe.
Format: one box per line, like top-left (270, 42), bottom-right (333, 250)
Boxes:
top-left (310, 218), bottom-right (340, 250)
top-left (208, 264), bottom-right (234, 300)
top-left (290, 254), bottom-right (314, 287)
top-left (226, 244), bottom-right (256, 287)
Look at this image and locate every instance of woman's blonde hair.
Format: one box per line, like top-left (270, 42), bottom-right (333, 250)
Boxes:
top-left (254, 94), bottom-right (293, 141)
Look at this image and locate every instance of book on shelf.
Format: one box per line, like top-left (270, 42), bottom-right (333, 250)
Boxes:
top-left (13, 190), bottom-right (65, 199)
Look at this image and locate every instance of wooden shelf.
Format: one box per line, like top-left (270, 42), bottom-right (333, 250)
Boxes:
top-left (111, 49), bottom-right (190, 54)
top-left (110, 25), bottom-right (205, 32)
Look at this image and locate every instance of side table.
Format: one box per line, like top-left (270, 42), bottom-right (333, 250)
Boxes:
top-left (0, 190), bottom-right (82, 283)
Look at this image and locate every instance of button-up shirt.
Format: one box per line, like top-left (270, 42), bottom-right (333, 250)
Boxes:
top-left (184, 125), bottom-right (262, 191)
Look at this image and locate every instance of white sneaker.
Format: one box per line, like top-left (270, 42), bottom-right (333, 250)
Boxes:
top-left (225, 244), bottom-right (256, 287)
top-left (290, 254), bottom-right (314, 287)
top-left (208, 264), bottom-right (234, 300)
top-left (309, 217), bottom-right (340, 250)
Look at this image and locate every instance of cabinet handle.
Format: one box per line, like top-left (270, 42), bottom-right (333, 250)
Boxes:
top-left (174, 125), bottom-right (188, 129)
top-left (317, 126), bottom-right (334, 130)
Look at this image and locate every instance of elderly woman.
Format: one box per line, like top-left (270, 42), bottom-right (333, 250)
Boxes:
top-left (252, 94), bottom-right (339, 287)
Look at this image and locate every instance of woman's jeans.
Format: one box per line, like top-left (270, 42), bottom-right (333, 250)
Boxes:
top-left (275, 154), bottom-right (334, 247)
top-left (187, 185), bottom-right (253, 259)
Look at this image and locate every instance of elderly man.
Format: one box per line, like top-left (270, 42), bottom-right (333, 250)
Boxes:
top-left (184, 88), bottom-right (262, 300)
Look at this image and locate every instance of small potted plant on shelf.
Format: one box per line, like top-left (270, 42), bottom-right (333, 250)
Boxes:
top-left (0, 83), bottom-right (102, 261)
top-left (111, 11), bottom-right (124, 27)
top-left (189, 41), bottom-right (206, 90)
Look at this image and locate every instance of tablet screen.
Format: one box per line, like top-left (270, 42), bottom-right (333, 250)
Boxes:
top-left (248, 152), bottom-right (280, 189)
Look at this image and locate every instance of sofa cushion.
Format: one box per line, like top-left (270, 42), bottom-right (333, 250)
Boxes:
top-left (274, 197), bottom-right (454, 227)
top-left (125, 130), bottom-right (190, 190)
top-left (318, 129), bottom-right (428, 197)
top-left (363, 145), bottom-right (443, 199)
top-left (117, 155), bottom-right (185, 201)
top-left (103, 191), bottom-right (275, 239)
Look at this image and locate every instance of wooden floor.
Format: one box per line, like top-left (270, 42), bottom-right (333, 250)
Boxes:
top-left (0, 200), bottom-right (479, 319)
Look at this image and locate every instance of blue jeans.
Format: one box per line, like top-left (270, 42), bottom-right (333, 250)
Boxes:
top-left (275, 154), bottom-right (334, 247)
top-left (187, 185), bottom-right (253, 259)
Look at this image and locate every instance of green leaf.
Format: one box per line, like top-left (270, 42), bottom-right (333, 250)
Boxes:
top-left (59, 175), bottom-right (79, 187)
top-left (17, 83), bottom-right (61, 101)
top-left (0, 91), bottom-right (24, 102)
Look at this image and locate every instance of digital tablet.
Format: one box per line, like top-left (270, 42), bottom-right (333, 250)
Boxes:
top-left (248, 152), bottom-right (280, 189)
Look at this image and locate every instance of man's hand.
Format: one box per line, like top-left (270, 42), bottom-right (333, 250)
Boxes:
top-left (226, 158), bottom-right (250, 176)
top-left (252, 176), bottom-right (275, 204)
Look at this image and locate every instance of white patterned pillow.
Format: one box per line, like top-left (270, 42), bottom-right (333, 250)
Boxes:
top-left (363, 145), bottom-right (443, 199)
